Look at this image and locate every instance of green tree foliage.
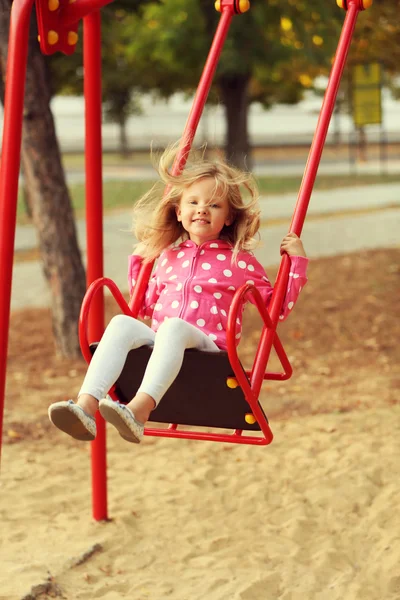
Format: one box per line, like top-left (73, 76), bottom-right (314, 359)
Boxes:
top-left (348, 0), bottom-right (400, 72)
top-left (118, 0), bottom-right (342, 165)
top-left (49, 0), bottom-right (153, 155)
top-left (346, 0), bottom-right (400, 98)
top-left (50, 0), bottom-right (400, 164)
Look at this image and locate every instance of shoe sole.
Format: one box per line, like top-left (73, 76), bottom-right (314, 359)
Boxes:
top-left (99, 403), bottom-right (141, 444)
top-left (49, 405), bottom-right (95, 441)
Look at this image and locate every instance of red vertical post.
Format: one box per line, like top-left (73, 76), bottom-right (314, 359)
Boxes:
top-left (251, 0), bottom-right (361, 399)
top-left (0, 0), bottom-right (35, 463)
top-left (83, 11), bottom-right (107, 521)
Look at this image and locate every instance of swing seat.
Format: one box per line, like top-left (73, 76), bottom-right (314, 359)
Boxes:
top-left (80, 277), bottom-right (293, 446)
top-left (89, 343), bottom-right (266, 431)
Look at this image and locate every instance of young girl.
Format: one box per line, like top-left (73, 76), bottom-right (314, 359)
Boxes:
top-left (48, 146), bottom-right (308, 444)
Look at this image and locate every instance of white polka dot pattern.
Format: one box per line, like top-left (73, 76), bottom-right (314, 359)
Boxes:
top-left (128, 240), bottom-right (307, 351)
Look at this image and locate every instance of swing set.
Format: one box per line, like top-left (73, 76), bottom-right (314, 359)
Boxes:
top-left (0, 0), bottom-right (371, 520)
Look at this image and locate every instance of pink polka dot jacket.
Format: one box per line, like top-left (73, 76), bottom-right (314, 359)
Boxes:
top-left (128, 239), bottom-right (308, 351)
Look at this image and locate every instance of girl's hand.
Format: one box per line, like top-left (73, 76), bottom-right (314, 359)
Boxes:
top-left (280, 233), bottom-right (307, 257)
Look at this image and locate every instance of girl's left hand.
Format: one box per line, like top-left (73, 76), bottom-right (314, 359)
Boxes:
top-left (280, 233), bottom-right (307, 257)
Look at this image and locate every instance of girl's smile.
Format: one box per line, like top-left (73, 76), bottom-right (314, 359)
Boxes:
top-left (176, 177), bottom-right (232, 245)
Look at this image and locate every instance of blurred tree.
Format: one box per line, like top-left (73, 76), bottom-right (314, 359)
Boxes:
top-left (0, 0), bottom-right (154, 355)
top-left (47, 0), bottom-right (342, 166)
top-left (0, 3), bottom-right (86, 357)
top-left (49, 2), bottom-right (152, 156)
top-left (48, 0), bottom-right (400, 167)
top-left (108, 0), bottom-right (342, 168)
top-left (348, 0), bottom-right (400, 72)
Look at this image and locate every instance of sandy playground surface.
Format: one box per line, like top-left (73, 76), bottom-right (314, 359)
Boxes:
top-left (0, 248), bottom-right (399, 600)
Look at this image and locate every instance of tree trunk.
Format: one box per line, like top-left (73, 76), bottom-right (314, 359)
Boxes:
top-left (218, 73), bottom-right (251, 170)
top-left (118, 115), bottom-right (129, 157)
top-left (0, 3), bottom-right (86, 357)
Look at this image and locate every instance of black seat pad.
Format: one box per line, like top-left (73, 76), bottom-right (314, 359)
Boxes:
top-left (90, 344), bottom-right (267, 431)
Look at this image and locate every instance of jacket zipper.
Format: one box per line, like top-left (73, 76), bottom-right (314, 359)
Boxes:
top-left (178, 245), bottom-right (201, 320)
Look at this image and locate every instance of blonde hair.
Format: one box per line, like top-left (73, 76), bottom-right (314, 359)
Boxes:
top-left (132, 143), bottom-right (261, 263)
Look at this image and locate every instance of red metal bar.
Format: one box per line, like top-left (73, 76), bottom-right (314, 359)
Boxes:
top-left (249, 0), bottom-right (362, 398)
top-left (144, 427), bottom-right (269, 446)
top-left (0, 0), bottom-right (35, 463)
top-left (62, 0), bottom-right (115, 27)
top-left (79, 278), bottom-right (132, 365)
top-left (290, 0), bottom-right (360, 238)
top-left (83, 11), bottom-right (107, 521)
top-left (171, 7), bottom-right (233, 175)
top-left (130, 5), bottom-right (234, 318)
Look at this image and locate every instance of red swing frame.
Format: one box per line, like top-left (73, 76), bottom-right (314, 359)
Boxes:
top-left (0, 0), bottom-right (370, 520)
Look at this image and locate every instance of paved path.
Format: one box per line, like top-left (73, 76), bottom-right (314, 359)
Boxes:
top-left (64, 157), bottom-right (400, 184)
top-left (11, 181), bottom-right (400, 311)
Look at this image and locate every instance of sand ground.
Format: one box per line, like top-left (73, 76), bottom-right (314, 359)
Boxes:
top-left (1, 248), bottom-right (399, 600)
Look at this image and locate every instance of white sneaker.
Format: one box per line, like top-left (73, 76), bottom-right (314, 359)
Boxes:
top-left (98, 398), bottom-right (144, 444)
top-left (48, 399), bottom-right (96, 441)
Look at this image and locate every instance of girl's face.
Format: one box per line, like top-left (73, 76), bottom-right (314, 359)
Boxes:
top-left (176, 177), bottom-right (232, 246)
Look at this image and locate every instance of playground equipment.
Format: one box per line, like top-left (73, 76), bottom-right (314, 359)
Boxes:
top-left (0, 0), bottom-right (372, 520)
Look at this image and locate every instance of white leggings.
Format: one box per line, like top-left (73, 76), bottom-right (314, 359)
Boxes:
top-left (79, 315), bottom-right (220, 406)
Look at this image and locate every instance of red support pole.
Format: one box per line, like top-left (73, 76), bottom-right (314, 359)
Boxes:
top-left (171, 7), bottom-right (233, 175)
top-left (83, 11), bottom-right (107, 521)
top-left (0, 0), bottom-right (35, 463)
top-left (290, 0), bottom-right (360, 238)
top-left (251, 0), bottom-right (361, 400)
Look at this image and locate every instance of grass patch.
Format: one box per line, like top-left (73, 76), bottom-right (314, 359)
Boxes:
top-left (17, 172), bottom-right (400, 224)
top-left (256, 173), bottom-right (400, 195)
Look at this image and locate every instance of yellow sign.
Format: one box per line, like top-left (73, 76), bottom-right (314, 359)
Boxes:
top-left (352, 63), bottom-right (382, 127)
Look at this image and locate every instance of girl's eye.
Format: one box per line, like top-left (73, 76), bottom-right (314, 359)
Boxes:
top-left (211, 204), bottom-right (219, 209)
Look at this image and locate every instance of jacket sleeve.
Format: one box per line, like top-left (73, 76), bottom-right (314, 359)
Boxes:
top-left (244, 254), bottom-right (308, 321)
top-left (128, 254), bottom-right (161, 321)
